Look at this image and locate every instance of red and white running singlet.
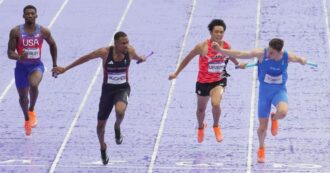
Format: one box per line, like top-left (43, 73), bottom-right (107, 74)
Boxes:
top-left (197, 40), bottom-right (230, 83)
top-left (17, 24), bottom-right (43, 61)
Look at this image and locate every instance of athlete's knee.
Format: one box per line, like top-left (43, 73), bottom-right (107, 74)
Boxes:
top-left (258, 126), bottom-right (267, 133)
top-left (97, 126), bottom-right (105, 135)
top-left (29, 81), bottom-right (40, 88)
top-left (276, 109), bottom-right (288, 119)
top-left (19, 95), bottom-right (28, 102)
top-left (276, 104), bottom-right (288, 118)
top-left (258, 123), bottom-right (268, 133)
top-left (196, 107), bottom-right (206, 115)
top-left (211, 94), bottom-right (222, 108)
top-left (97, 121), bottom-right (106, 131)
top-left (115, 109), bottom-right (125, 117)
top-left (211, 100), bottom-right (221, 108)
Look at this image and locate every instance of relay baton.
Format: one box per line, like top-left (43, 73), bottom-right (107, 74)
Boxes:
top-left (137, 51), bottom-right (154, 64)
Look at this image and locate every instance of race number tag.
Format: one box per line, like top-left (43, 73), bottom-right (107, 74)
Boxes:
top-left (24, 48), bottom-right (40, 59)
top-left (264, 74), bottom-right (283, 84)
top-left (108, 73), bottom-right (127, 84)
top-left (208, 62), bottom-right (225, 73)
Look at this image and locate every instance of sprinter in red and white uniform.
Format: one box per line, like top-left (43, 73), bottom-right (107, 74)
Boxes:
top-left (169, 19), bottom-right (245, 143)
top-left (7, 5), bottom-right (58, 136)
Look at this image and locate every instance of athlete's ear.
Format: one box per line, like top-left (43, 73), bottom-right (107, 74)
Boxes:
top-left (36, 14), bottom-right (38, 19)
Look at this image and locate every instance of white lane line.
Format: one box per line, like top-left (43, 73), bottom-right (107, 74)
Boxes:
top-left (147, 0), bottom-right (197, 172)
top-left (323, 0), bottom-right (330, 51)
top-left (0, 79), bottom-right (14, 102)
top-left (48, 0), bottom-right (134, 172)
top-left (0, 0), bottom-right (70, 102)
top-left (48, 0), bottom-right (70, 29)
top-left (246, 0), bottom-right (261, 172)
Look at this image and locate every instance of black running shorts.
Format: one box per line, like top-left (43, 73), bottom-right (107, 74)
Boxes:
top-left (97, 84), bottom-right (130, 120)
top-left (195, 78), bottom-right (227, 96)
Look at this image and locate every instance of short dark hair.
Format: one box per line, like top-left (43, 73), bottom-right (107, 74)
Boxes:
top-left (269, 38), bottom-right (284, 52)
top-left (23, 5), bottom-right (37, 14)
top-left (114, 31), bottom-right (127, 41)
top-left (208, 19), bottom-right (226, 32)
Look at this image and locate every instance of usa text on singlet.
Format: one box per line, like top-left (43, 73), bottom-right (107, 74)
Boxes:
top-left (17, 24), bottom-right (43, 61)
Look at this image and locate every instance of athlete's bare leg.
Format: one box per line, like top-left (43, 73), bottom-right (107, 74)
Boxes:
top-left (196, 96), bottom-right (209, 128)
top-left (97, 120), bottom-right (108, 150)
top-left (257, 118), bottom-right (269, 148)
top-left (114, 101), bottom-right (127, 130)
top-left (209, 86), bottom-right (224, 127)
top-left (28, 70), bottom-right (42, 111)
top-left (17, 88), bottom-right (29, 121)
top-left (273, 102), bottom-right (288, 120)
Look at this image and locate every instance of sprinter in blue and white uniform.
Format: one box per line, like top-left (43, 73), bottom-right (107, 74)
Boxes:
top-left (211, 38), bottom-right (308, 163)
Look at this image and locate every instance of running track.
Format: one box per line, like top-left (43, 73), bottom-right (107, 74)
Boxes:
top-left (0, 0), bottom-right (329, 172)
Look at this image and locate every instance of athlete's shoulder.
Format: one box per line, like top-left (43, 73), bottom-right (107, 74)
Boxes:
top-left (38, 26), bottom-right (52, 40)
top-left (195, 40), bottom-right (208, 49)
top-left (40, 25), bottom-right (50, 34)
top-left (87, 47), bottom-right (109, 60)
top-left (10, 25), bottom-right (20, 32)
top-left (9, 26), bottom-right (20, 37)
top-left (222, 40), bottom-right (231, 49)
top-left (99, 46), bottom-right (110, 54)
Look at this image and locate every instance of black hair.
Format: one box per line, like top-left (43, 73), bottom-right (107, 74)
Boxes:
top-left (23, 5), bottom-right (37, 14)
top-left (114, 31), bottom-right (127, 41)
top-left (269, 38), bottom-right (284, 52)
top-left (208, 19), bottom-right (226, 32)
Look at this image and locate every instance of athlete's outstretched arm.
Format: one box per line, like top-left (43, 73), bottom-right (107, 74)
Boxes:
top-left (7, 27), bottom-right (25, 60)
top-left (128, 46), bottom-right (145, 62)
top-left (42, 27), bottom-right (57, 67)
top-left (53, 48), bottom-right (107, 74)
top-left (168, 44), bottom-right (200, 80)
top-left (288, 52), bottom-right (306, 65)
top-left (228, 57), bottom-right (247, 69)
top-left (226, 45), bottom-right (240, 66)
top-left (211, 41), bottom-right (263, 60)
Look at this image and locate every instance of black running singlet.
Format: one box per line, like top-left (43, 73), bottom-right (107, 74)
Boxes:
top-left (103, 46), bottom-right (130, 86)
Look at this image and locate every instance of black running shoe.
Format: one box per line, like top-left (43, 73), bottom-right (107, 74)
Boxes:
top-left (115, 128), bottom-right (123, 145)
top-left (100, 146), bottom-right (109, 165)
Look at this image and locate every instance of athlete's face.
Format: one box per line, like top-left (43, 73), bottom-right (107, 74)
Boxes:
top-left (115, 37), bottom-right (129, 54)
top-left (23, 8), bottom-right (37, 25)
top-left (210, 26), bottom-right (225, 42)
top-left (267, 47), bottom-right (281, 59)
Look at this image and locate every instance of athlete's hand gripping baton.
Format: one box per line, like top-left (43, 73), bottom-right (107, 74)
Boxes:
top-left (137, 51), bottom-right (154, 64)
top-left (239, 61), bottom-right (318, 68)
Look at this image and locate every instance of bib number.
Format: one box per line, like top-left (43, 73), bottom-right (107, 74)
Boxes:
top-left (108, 73), bottom-right (127, 84)
top-left (264, 74), bottom-right (283, 84)
top-left (208, 62), bottom-right (225, 73)
top-left (24, 48), bottom-right (40, 59)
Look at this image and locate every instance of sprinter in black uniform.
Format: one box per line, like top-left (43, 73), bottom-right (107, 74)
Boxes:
top-left (53, 31), bottom-right (145, 165)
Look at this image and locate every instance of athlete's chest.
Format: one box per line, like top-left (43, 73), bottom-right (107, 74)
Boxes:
top-left (263, 58), bottom-right (286, 73)
top-left (19, 33), bottom-right (43, 47)
top-left (106, 58), bottom-right (130, 70)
